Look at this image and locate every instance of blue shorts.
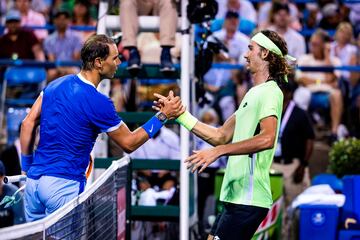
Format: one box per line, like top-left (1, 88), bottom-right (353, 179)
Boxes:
top-left (24, 176), bottom-right (85, 222)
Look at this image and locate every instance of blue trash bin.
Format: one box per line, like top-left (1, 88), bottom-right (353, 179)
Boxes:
top-left (299, 205), bottom-right (339, 240)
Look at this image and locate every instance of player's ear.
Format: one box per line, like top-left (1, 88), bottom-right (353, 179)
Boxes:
top-left (261, 49), bottom-right (269, 59)
top-left (95, 58), bottom-right (102, 68)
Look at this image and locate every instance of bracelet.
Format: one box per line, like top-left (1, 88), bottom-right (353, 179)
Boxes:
top-left (21, 154), bottom-right (33, 172)
top-left (142, 115), bottom-right (164, 138)
top-left (176, 111), bottom-right (198, 131)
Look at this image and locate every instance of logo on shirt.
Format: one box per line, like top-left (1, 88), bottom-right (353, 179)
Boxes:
top-left (243, 102), bottom-right (248, 108)
top-left (214, 236), bottom-right (221, 240)
top-left (149, 125), bottom-right (154, 133)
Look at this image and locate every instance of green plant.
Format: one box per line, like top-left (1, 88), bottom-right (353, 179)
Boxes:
top-left (328, 138), bottom-right (360, 178)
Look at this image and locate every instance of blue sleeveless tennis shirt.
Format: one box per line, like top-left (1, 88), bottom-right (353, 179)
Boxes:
top-left (27, 74), bottom-right (122, 182)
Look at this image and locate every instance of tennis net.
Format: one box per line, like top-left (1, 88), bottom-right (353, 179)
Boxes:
top-left (0, 157), bottom-right (130, 240)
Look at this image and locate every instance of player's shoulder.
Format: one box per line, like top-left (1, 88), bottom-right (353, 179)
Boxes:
top-left (256, 81), bottom-right (283, 100)
top-left (45, 74), bottom-right (76, 92)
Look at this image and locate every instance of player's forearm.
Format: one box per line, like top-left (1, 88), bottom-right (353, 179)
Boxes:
top-left (126, 128), bottom-right (150, 153)
top-left (111, 127), bottom-right (149, 154)
top-left (191, 121), bottom-right (228, 146)
top-left (215, 133), bottom-right (275, 157)
top-left (20, 120), bottom-right (37, 155)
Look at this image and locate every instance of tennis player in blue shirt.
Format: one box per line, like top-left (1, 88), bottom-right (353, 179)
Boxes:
top-left (20, 34), bottom-right (184, 222)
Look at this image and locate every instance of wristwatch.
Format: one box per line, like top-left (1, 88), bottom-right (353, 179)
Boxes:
top-left (155, 112), bottom-right (168, 123)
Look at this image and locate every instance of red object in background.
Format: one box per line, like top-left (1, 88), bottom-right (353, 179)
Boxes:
top-left (117, 187), bottom-right (126, 240)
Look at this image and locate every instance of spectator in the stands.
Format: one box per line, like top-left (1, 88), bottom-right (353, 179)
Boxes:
top-left (0, 0), bottom-right (8, 23)
top-left (216, 0), bottom-right (257, 24)
top-left (295, 29), bottom-right (343, 141)
top-left (330, 22), bottom-right (358, 83)
top-left (318, 3), bottom-right (341, 30)
top-left (72, 0), bottom-right (97, 43)
top-left (120, 0), bottom-right (178, 73)
top-left (0, 10), bottom-right (45, 61)
top-left (303, 3), bottom-right (320, 30)
top-left (0, 161), bottom-right (26, 228)
top-left (135, 32), bottom-right (181, 107)
top-left (346, 32), bottom-right (360, 138)
top-left (31, 0), bottom-right (52, 19)
top-left (137, 33), bottom-right (181, 65)
top-left (348, 3), bottom-right (360, 34)
top-left (267, 3), bottom-right (306, 59)
top-left (258, 0), bottom-right (301, 30)
top-left (203, 11), bottom-right (249, 122)
top-left (44, 9), bottom-right (82, 82)
top-left (89, 0), bottom-right (99, 20)
top-left (14, 0), bottom-right (48, 42)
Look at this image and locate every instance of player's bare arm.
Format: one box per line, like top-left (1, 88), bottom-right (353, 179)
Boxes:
top-left (185, 115), bottom-right (277, 173)
top-left (108, 91), bottom-right (184, 153)
top-left (153, 93), bottom-right (236, 146)
top-left (20, 95), bottom-right (42, 155)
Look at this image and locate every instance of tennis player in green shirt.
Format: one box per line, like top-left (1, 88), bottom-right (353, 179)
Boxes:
top-left (155, 29), bottom-right (295, 240)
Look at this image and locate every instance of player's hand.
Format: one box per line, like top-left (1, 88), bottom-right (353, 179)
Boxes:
top-left (153, 91), bottom-right (185, 119)
top-left (184, 148), bottom-right (220, 173)
top-left (152, 91), bottom-right (173, 110)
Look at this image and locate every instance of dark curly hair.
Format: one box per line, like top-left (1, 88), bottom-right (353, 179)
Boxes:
top-left (258, 30), bottom-right (293, 85)
top-left (80, 34), bottom-right (115, 71)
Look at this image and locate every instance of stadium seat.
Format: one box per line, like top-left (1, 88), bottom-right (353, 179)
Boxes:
top-left (1, 67), bottom-right (46, 145)
top-left (310, 92), bottom-right (331, 110)
top-left (210, 18), bottom-right (256, 36)
top-left (3, 67), bottom-right (46, 106)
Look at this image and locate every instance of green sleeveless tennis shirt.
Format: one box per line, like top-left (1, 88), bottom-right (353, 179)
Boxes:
top-left (220, 80), bottom-right (283, 209)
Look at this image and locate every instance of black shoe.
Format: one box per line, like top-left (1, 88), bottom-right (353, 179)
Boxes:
top-left (127, 48), bottom-right (141, 74)
top-left (160, 48), bottom-right (175, 73)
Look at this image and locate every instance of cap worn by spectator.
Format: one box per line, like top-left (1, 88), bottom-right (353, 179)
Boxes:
top-left (5, 10), bottom-right (21, 23)
top-left (322, 3), bottom-right (338, 17)
top-left (225, 11), bottom-right (239, 19)
top-left (0, 161), bottom-right (6, 176)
